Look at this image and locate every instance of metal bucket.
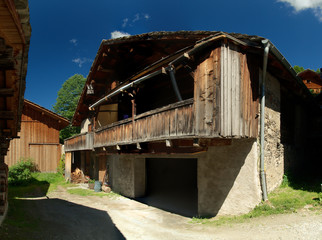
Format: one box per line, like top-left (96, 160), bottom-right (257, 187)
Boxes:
top-left (94, 181), bottom-right (102, 192)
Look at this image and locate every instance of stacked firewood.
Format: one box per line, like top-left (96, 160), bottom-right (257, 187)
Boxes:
top-left (71, 168), bottom-right (89, 183)
top-left (0, 163), bottom-right (8, 215)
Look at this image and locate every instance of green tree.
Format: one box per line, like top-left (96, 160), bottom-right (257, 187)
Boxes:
top-left (293, 65), bottom-right (305, 74)
top-left (53, 74), bottom-right (86, 142)
top-left (294, 65), bottom-right (320, 74)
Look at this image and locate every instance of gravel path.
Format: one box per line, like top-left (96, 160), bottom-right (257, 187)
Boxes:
top-left (37, 186), bottom-right (322, 240)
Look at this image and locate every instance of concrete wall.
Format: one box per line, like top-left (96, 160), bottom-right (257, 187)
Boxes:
top-left (81, 118), bottom-right (91, 133)
top-left (198, 139), bottom-right (261, 216)
top-left (110, 155), bottom-right (145, 198)
top-left (264, 72), bottom-right (284, 193)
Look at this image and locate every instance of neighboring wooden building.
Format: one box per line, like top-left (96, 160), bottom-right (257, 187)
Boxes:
top-left (65, 31), bottom-right (313, 217)
top-left (5, 100), bottom-right (69, 172)
top-left (298, 69), bottom-right (322, 94)
top-left (0, 0), bottom-right (31, 221)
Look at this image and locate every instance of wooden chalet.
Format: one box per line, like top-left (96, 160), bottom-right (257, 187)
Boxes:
top-left (65, 31), bottom-right (311, 217)
top-left (298, 69), bottom-right (322, 94)
top-left (0, 0), bottom-right (31, 221)
top-left (5, 99), bottom-right (69, 172)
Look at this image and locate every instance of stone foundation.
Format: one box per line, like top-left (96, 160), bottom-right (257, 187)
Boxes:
top-left (198, 139), bottom-right (261, 216)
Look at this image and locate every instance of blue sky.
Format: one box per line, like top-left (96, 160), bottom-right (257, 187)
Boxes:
top-left (25, 0), bottom-right (322, 110)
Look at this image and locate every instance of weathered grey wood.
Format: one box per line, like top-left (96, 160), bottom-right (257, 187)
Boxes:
top-left (214, 47), bottom-right (221, 135)
top-left (205, 51), bottom-right (214, 136)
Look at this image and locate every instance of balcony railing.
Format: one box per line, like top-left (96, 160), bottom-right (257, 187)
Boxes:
top-left (94, 98), bottom-right (194, 148)
top-left (64, 132), bottom-right (94, 152)
top-left (65, 99), bottom-right (195, 151)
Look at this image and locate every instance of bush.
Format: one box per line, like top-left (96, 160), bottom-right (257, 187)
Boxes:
top-left (8, 158), bottom-right (38, 185)
top-left (57, 154), bottom-right (65, 175)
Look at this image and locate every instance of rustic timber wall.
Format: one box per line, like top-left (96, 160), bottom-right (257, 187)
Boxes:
top-left (5, 104), bottom-right (63, 172)
top-left (193, 43), bottom-right (259, 139)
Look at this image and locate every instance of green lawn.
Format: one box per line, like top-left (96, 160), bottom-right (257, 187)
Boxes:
top-left (191, 177), bottom-right (321, 225)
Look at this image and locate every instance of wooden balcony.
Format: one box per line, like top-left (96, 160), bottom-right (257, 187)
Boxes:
top-left (94, 99), bottom-right (194, 148)
top-left (64, 132), bottom-right (94, 152)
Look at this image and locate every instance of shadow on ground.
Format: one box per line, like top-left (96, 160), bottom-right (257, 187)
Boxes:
top-left (0, 180), bottom-right (125, 240)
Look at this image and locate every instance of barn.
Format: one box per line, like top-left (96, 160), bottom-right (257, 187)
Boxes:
top-left (64, 31), bottom-right (314, 217)
top-left (5, 99), bottom-right (69, 172)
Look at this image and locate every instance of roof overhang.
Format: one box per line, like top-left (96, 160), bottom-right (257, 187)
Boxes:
top-left (72, 31), bottom-right (312, 126)
top-left (24, 99), bottom-right (70, 130)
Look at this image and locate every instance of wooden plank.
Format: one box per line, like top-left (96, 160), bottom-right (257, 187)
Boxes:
top-left (205, 51), bottom-right (214, 136)
top-left (193, 63), bottom-right (200, 135)
top-left (169, 108), bottom-right (177, 136)
top-left (213, 46), bottom-right (221, 135)
top-left (0, 111), bottom-right (13, 119)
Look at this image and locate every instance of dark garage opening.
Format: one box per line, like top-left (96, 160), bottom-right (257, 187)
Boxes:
top-left (137, 158), bottom-right (198, 217)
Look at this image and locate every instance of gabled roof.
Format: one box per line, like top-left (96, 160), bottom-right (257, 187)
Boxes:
top-left (24, 99), bottom-right (70, 130)
top-left (298, 70), bottom-right (322, 83)
top-left (72, 31), bottom-right (311, 126)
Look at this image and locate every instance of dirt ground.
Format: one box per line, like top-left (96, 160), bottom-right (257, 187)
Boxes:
top-left (5, 186), bottom-right (322, 240)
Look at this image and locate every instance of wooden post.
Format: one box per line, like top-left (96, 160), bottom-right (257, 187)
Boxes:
top-left (80, 151), bottom-right (85, 174)
top-left (131, 98), bottom-right (136, 141)
top-left (65, 152), bottom-right (72, 181)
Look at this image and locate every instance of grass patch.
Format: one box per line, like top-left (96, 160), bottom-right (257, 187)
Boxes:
top-left (190, 179), bottom-right (321, 226)
top-left (31, 172), bottom-right (66, 193)
top-left (0, 173), bottom-right (64, 240)
top-left (67, 188), bottom-right (120, 199)
top-left (7, 173), bottom-right (65, 199)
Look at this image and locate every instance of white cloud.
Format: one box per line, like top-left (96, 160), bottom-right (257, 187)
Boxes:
top-left (110, 30), bottom-right (131, 39)
top-left (133, 13), bottom-right (140, 23)
top-left (144, 14), bottom-right (150, 20)
top-left (72, 57), bottom-right (92, 68)
top-left (69, 38), bottom-right (78, 46)
top-left (278, 0), bottom-right (322, 21)
top-left (122, 18), bottom-right (129, 27)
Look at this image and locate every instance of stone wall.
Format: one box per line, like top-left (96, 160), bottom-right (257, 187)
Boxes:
top-left (264, 72), bottom-right (284, 192)
top-left (111, 155), bottom-right (145, 198)
top-left (198, 139), bottom-right (261, 216)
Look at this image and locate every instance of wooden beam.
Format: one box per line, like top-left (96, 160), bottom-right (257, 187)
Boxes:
top-left (0, 59), bottom-right (14, 69)
top-left (0, 88), bottom-right (14, 97)
top-left (0, 111), bottom-right (14, 119)
top-left (0, 148), bottom-right (7, 155)
top-left (97, 65), bottom-right (114, 73)
top-left (0, 142), bottom-right (9, 149)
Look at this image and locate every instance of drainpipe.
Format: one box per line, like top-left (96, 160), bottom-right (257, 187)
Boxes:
top-left (167, 65), bottom-right (182, 101)
top-left (260, 39), bottom-right (270, 201)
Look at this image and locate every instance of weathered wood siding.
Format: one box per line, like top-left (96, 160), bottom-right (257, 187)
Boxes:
top-left (5, 104), bottom-right (63, 172)
top-left (94, 99), bottom-right (194, 148)
top-left (193, 43), bottom-right (258, 138)
top-left (64, 132), bottom-right (94, 152)
top-left (66, 42), bottom-right (259, 152)
top-left (193, 48), bottom-right (221, 136)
